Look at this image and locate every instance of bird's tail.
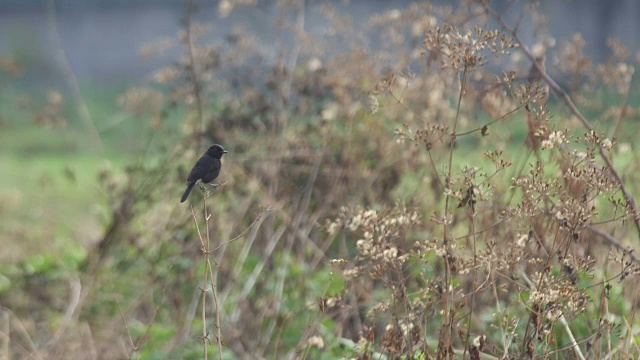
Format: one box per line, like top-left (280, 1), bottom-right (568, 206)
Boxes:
top-left (181, 182), bottom-right (195, 203)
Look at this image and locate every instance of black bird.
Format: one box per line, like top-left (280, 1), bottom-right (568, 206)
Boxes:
top-left (180, 144), bottom-right (228, 203)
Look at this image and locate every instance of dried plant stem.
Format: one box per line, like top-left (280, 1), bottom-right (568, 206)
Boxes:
top-left (607, 78), bottom-right (632, 140)
top-left (438, 65), bottom-right (468, 358)
top-left (587, 225), bottom-right (640, 264)
top-left (604, 284), bottom-right (612, 357)
top-left (626, 288), bottom-right (640, 355)
top-left (491, 272), bottom-right (510, 357)
top-left (206, 256), bottom-right (223, 360)
top-left (46, 0), bottom-right (103, 152)
top-left (294, 278), bottom-right (336, 359)
top-left (601, 318), bottom-right (637, 360)
top-left (388, 89), bottom-right (445, 189)
top-left (211, 207), bottom-right (271, 253)
top-left (557, 314), bottom-right (585, 360)
top-left (184, 0), bottom-right (205, 148)
top-left (0, 310), bottom-right (8, 359)
top-left (0, 307), bottom-right (44, 360)
top-left (116, 299), bottom-right (139, 360)
top-left (201, 270), bottom-right (208, 360)
top-left (114, 273), bottom-right (168, 358)
top-left (521, 227), bottom-right (570, 352)
top-left (272, 313), bottom-right (289, 360)
top-left (462, 210), bottom-right (478, 358)
top-left (190, 196), bottom-right (223, 360)
top-left (482, 2), bottom-right (640, 238)
top-left (203, 196), bottom-right (223, 360)
top-left (189, 204), bottom-right (209, 359)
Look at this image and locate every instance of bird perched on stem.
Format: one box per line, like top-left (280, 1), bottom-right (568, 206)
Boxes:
top-left (181, 144), bottom-right (228, 203)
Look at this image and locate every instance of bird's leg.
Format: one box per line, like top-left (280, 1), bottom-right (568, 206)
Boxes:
top-left (200, 183), bottom-right (220, 197)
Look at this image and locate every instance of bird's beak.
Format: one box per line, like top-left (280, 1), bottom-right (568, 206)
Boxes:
top-left (223, 150), bottom-right (229, 154)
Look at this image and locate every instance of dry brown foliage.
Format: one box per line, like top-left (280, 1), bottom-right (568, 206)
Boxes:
top-left (3, 1), bottom-right (640, 359)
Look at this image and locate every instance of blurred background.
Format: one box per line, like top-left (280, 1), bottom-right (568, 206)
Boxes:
top-left (1, 0), bottom-right (640, 359)
top-left (2, 0), bottom-right (640, 83)
top-left (2, 0), bottom-right (639, 259)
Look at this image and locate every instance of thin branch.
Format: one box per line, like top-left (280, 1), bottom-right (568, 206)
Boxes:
top-left (558, 314), bottom-right (586, 360)
top-left (211, 207), bottom-right (272, 252)
top-left (0, 307), bottom-right (43, 360)
top-left (0, 309), bottom-right (8, 360)
top-left (184, 0), bottom-right (205, 148)
top-left (438, 65), bottom-right (468, 358)
top-left (116, 272), bottom-right (169, 357)
top-left (456, 105), bottom-right (523, 137)
top-left (189, 203), bottom-right (210, 360)
top-left (587, 225), bottom-right (640, 264)
top-left (46, 0), bottom-right (103, 152)
top-left (462, 206), bottom-right (478, 359)
top-left (135, 277), bottom-right (170, 351)
top-left (116, 299), bottom-right (137, 353)
top-left (194, 195), bottom-right (224, 360)
top-left (204, 195), bottom-right (223, 360)
top-left (207, 260), bottom-right (223, 360)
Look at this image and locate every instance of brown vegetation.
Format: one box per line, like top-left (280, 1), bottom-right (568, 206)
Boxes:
top-left (2, 1), bottom-right (640, 359)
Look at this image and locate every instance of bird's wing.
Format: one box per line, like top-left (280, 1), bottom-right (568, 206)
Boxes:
top-left (200, 159), bottom-right (221, 183)
top-left (186, 156), bottom-right (210, 183)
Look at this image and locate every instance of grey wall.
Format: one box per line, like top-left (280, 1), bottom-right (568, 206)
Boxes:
top-left (0, 0), bottom-right (637, 87)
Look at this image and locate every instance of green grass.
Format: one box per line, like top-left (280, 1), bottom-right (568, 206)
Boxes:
top-left (0, 152), bottom-right (119, 262)
top-left (0, 86), bottom-right (139, 261)
top-left (0, 83), bottom-right (196, 264)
